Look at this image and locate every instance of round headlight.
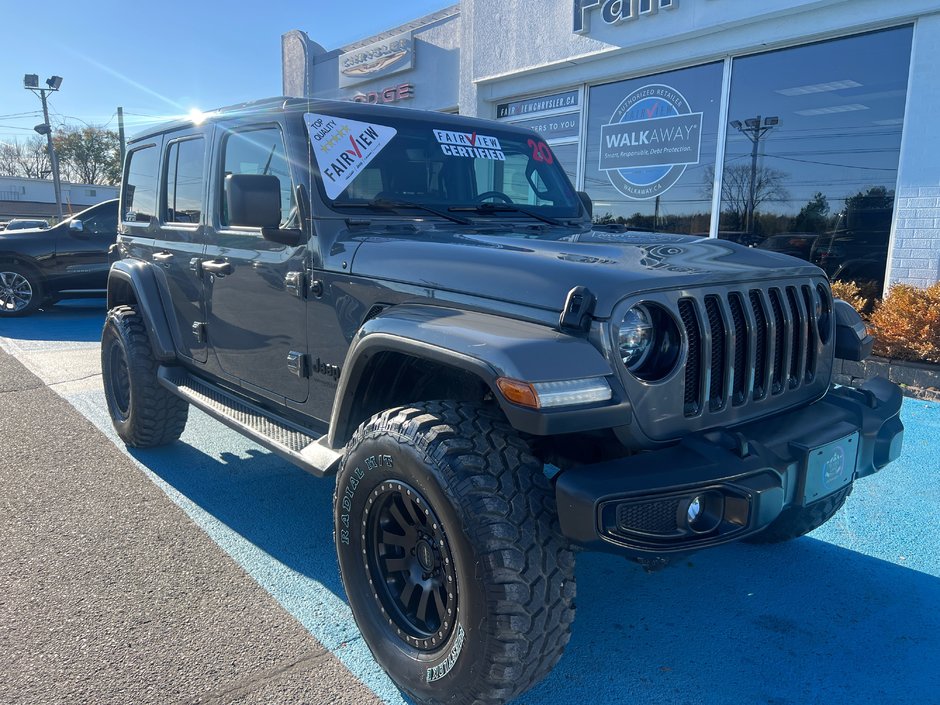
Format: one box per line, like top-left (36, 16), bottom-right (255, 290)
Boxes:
top-left (617, 303), bottom-right (682, 382)
top-left (619, 305), bottom-right (654, 368)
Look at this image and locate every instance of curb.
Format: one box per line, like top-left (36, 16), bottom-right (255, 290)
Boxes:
top-left (833, 356), bottom-right (940, 402)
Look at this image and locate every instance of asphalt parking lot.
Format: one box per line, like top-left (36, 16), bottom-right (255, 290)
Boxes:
top-left (2, 300), bottom-right (939, 705)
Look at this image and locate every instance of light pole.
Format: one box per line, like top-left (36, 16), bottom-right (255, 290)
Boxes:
top-left (23, 73), bottom-right (64, 221)
top-left (730, 115), bottom-right (779, 234)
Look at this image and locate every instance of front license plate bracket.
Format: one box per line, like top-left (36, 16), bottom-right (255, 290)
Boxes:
top-left (800, 432), bottom-right (859, 505)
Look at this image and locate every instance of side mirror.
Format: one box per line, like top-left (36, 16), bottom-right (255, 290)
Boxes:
top-left (577, 191), bottom-right (593, 219)
top-left (833, 298), bottom-right (874, 361)
top-left (225, 174), bottom-right (282, 229)
top-left (69, 219), bottom-right (84, 233)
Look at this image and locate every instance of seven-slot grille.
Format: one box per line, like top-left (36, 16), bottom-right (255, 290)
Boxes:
top-left (679, 283), bottom-right (824, 417)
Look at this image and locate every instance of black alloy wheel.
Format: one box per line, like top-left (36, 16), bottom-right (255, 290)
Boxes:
top-left (365, 480), bottom-right (458, 651)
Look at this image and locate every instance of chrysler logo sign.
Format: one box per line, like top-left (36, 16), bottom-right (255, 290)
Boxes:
top-left (339, 31), bottom-right (414, 88)
top-left (574, 0), bottom-right (678, 34)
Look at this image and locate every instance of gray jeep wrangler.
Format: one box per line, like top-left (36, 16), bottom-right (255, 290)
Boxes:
top-left (102, 97), bottom-right (904, 705)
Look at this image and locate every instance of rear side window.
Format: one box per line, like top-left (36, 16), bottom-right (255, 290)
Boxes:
top-left (221, 127), bottom-right (294, 227)
top-left (123, 145), bottom-right (159, 223)
top-left (82, 206), bottom-right (118, 235)
top-left (164, 138), bottom-right (206, 224)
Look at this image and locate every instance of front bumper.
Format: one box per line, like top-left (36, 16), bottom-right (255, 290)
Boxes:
top-left (555, 377), bottom-right (904, 559)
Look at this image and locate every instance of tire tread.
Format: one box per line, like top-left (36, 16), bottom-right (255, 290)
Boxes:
top-left (103, 305), bottom-right (188, 447)
top-left (340, 401), bottom-right (575, 705)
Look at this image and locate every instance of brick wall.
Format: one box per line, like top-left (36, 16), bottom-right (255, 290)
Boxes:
top-left (887, 12), bottom-right (940, 291)
top-left (890, 186), bottom-right (940, 288)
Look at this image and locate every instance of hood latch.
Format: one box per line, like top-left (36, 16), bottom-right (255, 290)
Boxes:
top-left (559, 286), bottom-right (596, 334)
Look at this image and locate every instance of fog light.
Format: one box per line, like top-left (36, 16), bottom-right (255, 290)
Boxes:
top-left (687, 496), bottom-right (702, 523)
top-left (683, 491), bottom-right (724, 534)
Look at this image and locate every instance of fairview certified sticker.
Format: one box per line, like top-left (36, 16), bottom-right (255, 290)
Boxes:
top-left (433, 129), bottom-right (505, 160)
top-left (305, 112), bottom-right (397, 199)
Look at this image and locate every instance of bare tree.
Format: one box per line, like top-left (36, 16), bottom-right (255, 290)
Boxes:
top-left (0, 142), bottom-right (19, 176)
top-left (704, 164), bottom-right (790, 226)
top-left (0, 137), bottom-right (51, 179)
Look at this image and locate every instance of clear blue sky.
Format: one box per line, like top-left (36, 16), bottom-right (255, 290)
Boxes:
top-left (0, 0), bottom-right (453, 141)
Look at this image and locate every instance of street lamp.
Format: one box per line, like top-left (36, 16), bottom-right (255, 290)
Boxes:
top-left (23, 73), bottom-right (64, 220)
top-left (730, 115), bottom-right (780, 234)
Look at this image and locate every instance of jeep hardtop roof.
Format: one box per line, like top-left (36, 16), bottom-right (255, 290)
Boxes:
top-left (128, 96), bottom-right (535, 144)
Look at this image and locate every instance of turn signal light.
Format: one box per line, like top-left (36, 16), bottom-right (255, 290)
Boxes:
top-left (496, 377), bottom-right (612, 409)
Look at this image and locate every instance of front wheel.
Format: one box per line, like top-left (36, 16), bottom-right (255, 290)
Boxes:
top-left (334, 402), bottom-right (576, 705)
top-left (745, 485), bottom-right (852, 544)
top-left (101, 305), bottom-right (189, 447)
top-left (0, 265), bottom-right (43, 316)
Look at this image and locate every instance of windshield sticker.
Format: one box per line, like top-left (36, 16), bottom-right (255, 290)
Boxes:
top-left (433, 129), bottom-right (505, 161)
top-left (305, 112), bottom-right (397, 199)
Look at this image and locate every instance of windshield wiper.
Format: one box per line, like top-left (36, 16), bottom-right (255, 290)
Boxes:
top-left (448, 202), bottom-right (564, 226)
top-left (342, 198), bottom-right (471, 225)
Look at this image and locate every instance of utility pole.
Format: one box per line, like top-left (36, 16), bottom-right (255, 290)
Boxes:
top-left (24, 74), bottom-right (64, 221)
top-left (730, 115), bottom-right (780, 234)
top-left (117, 106), bottom-right (126, 167)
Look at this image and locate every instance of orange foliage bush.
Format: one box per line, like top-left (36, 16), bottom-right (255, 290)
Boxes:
top-left (830, 280), bottom-right (870, 314)
top-left (869, 283), bottom-right (940, 364)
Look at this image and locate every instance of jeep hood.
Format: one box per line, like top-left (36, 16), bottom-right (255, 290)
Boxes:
top-left (349, 230), bottom-right (825, 319)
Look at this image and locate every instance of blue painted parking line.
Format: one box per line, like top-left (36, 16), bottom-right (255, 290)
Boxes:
top-left (61, 386), bottom-right (407, 705)
top-left (3, 301), bottom-right (939, 705)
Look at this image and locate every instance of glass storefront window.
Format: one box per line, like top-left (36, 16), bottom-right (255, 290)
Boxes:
top-left (720, 27), bottom-right (913, 292)
top-left (550, 142), bottom-right (579, 183)
top-left (584, 62), bottom-right (724, 235)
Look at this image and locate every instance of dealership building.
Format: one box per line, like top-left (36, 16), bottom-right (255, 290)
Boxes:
top-left (283, 0), bottom-right (940, 293)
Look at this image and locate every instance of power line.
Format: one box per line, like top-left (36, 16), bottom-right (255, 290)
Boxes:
top-left (765, 154), bottom-right (898, 171)
top-left (0, 111), bottom-right (43, 120)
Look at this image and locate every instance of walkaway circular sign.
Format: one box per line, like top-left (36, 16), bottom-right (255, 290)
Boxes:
top-left (599, 84), bottom-right (703, 200)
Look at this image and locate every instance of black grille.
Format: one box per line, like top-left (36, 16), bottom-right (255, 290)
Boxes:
top-left (749, 291), bottom-right (768, 400)
top-left (704, 296), bottom-right (725, 411)
top-left (679, 283), bottom-right (823, 417)
top-left (786, 287), bottom-right (804, 389)
top-left (802, 285), bottom-right (817, 382)
top-left (769, 289), bottom-right (786, 394)
top-left (678, 299), bottom-right (700, 415)
top-left (729, 293), bottom-right (748, 406)
top-left (617, 498), bottom-right (681, 536)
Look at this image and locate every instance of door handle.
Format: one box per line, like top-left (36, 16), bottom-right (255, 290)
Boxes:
top-left (201, 259), bottom-right (232, 276)
top-left (152, 251), bottom-right (174, 266)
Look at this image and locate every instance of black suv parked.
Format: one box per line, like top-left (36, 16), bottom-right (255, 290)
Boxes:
top-left (102, 98), bottom-right (904, 705)
top-left (0, 199), bottom-right (118, 316)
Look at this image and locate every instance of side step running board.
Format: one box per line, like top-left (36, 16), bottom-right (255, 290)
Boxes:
top-left (157, 366), bottom-right (342, 477)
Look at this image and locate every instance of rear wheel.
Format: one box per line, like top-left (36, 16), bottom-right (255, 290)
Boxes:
top-left (101, 305), bottom-right (189, 447)
top-left (745, 485), bottom-right (852, 544)
top-left (0, 265), bottom-right (42, 316)
top-left (334, 401), bottom-right (575, 705)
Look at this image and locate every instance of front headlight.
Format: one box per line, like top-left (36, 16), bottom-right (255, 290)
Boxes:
top-left (619, 305), bottom-right (654, 368)
top-left (617, 303), bottom-right (682, 382)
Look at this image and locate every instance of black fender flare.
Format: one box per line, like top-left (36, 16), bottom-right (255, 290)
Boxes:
top-left (327, 304), bottom-right (631, 448)
top-left (106, 259), bottom-right (177, 362)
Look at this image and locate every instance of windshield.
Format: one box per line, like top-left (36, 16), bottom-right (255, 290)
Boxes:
top-left (304, 111), bottom-right (582, 220)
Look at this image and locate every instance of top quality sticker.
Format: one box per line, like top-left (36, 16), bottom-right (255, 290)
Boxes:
top-left (305, 112), bottom-right (397, 199)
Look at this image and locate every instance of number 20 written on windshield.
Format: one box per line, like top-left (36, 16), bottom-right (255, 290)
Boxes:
top-left (528, 139), bottom-right (554, 165)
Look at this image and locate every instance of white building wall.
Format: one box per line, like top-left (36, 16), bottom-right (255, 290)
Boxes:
top-left (0, 176), bottom-right (118, 207)
top-left (887, 12), bottom-right (940, 290)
